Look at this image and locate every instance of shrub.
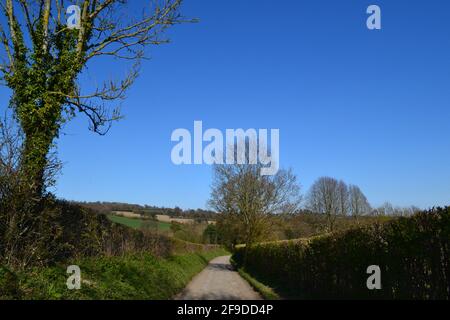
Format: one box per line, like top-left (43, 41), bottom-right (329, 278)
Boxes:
top-left (0, 266), bottom-right (20, 299)
top-left (233, 207), bottom-right (450, 299)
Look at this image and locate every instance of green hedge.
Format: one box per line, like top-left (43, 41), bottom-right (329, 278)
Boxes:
top-left (233, 207), bottom-right (450, 299)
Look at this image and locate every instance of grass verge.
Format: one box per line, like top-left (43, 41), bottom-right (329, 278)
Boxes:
top-left (237, 268), bottom-right (281, 300)
top-left (1, 248), bottom-right (228, 300)
top-left (230, 258), bottom-right (280, 300)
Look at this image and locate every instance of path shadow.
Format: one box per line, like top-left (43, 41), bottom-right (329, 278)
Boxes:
top-left (208, 263), bottom-right (234, 271)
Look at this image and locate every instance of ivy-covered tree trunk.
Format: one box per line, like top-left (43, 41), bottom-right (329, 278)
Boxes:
top-left (21, 120), bottom-right (57, 198)
top-left (11, 67), bottom-right (64, 199)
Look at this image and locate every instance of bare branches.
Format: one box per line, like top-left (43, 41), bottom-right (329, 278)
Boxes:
top-left (209, 162), bottom-right (302, 249)
top-left (84, 0), bottom-right (191, 62)
top-left (307, 177), bottom-right (340, 232)
top-left (5, 0), bottom-right (17, 45)
top-left (48, 62), bottom-right (138, 134)
top-left (0, 112), bottom-right (22, 176)
top-left (307, 177), bottom-right (372, 231)
top-left (0, 0), bottom-right (191, 136)
top-left (0, 23), bottom-right (13, 73)
top-left (349, 185), bottom-right (371, 217)
top-left (89, 0), bottom-right (114, 20)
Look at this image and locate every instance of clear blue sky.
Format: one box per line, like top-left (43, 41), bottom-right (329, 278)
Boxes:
top-left (1, 0), bottom-right (450, 210)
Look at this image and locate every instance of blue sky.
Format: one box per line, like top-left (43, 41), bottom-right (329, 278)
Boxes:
top-left (1, 0), bottom-right (450, 209)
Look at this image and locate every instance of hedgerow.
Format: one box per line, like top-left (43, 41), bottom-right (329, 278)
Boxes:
top-left (0, 198), bottom-right (220, 268)
top-left (233, 207), bottom-right (450, 299)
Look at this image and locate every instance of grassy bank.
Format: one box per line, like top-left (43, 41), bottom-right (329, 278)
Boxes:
top-left (1, 248), bottom-right (228, 300)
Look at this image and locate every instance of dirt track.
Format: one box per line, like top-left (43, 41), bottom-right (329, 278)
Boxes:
top-left (175, 256), bottom-right (262, 300)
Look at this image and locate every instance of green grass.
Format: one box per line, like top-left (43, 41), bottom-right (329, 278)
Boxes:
top-left (107, 215), bottom-right (171, 231)
top-left (156, 221), bottom-right (172, 231)
top-left (107, 215), bottom-right (143, 228)
top-left (237, 268), bottom-right (281, 300)
top-left (3, 248), bottom-right (229, 300)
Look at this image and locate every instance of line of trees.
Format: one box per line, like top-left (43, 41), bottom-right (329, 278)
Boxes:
top-left (306, 177), bottom-right (371, 232)
top-left (211, 164), bottom-right (422, 249)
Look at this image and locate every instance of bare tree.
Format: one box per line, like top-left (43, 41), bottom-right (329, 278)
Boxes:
top-left (377, 202), bottom-right (394, 216)
top-left (348, 184), bottom-right (371, 218)
top-left (337, 180), bottom-right (349, 216)
top-left (392, 205), bottom-right (420, 217)
top-left (0, 0), bottom-right (192, 198)
top-left (306, 177), bottom-right (340, 232)
top-left (373, 203), bottom-right (420, 217)
top-left (209, 163), bottom-right (302, 262)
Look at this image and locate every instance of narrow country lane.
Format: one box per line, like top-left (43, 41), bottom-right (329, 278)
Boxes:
top-left (175, 256), bottom-right (262, 300)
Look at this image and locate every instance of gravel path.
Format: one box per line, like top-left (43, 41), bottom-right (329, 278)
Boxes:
top-left (175, 256), bottom-right (262, 300)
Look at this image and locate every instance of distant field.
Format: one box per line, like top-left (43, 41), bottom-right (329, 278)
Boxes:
top-left (107, 215), bottom-right (171, 231)
top-left (112, 211), bottom-right (143, 219)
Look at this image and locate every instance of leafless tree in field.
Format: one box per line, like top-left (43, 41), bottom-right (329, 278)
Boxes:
top-left (348, 184), bottom-right (371, 220)
top-left (209, 159), bottom-right (302, 262)
top-left (375, 201), bottom-right (394, 216)
top-left (306, 177), bottom-right (340, 232)
top-left (337, 180), bottom-right (349, 216)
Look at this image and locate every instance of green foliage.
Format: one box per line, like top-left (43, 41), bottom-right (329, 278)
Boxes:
top-left (0, 266), bottom-right (20, 299)
top-left (203, 224), bottom-right (219, 244)
top-left (233, 207), bottom-right (450, 299)
top-left (107, 215), bottom-right (145, 229)
top-left (170, 222), bottom-right (183, 233)
top-left (216, 214), bottom-right (246, 250)
top-left (277, 212), bottom-right (393, 240)
top-left (171, 222), bottom-right (209, 244)
top-left (0, 248), bottom-right (228, 300)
